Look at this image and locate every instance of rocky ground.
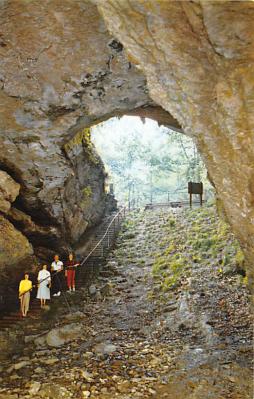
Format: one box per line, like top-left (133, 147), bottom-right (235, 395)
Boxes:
top-left (0, 206), bottom-right (253, 399)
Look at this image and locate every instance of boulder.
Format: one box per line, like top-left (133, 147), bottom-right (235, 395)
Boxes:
top-left (14, 360), bottom-right (30, 370)
top-left (64, 311), bottom-right (86, 322)
top-left (34, 335), bottom-right (47, 348)
top-left (88, 285), bottom-right (97, 295)
top-left (0, 171), bottom-right (20, 214)
top-left (38, 383), bottom-right (71, 399)
top-left (94, 342), bottom-right (117, 355)
top-left (0, 214), bottom-right (33, 270)
top-left (29, 381), bottom-right (41, 395)
top-left (46, 323), bottom-right (83, 347)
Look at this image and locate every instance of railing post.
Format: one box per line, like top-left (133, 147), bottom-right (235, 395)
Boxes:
top-left (107, 231), bottom-right (110, 248)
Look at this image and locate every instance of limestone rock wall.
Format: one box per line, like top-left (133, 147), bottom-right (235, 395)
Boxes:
top-left (97, 0), bottom-right (254, 284)
top-left (0, 0), bottom-right (154, 285)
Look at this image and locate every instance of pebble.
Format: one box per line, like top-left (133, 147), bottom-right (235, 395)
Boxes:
top-left (6, 365), bottom-right (14, 374)
top-left (14, 361), bottom-right (30, 370)
top-left (9, 374), bottom-right (20, 381)
top-left (81, 370), bottom-right (94, 382)
top-left (83, 352), bottom-right (93, 359)
top-left (29, 381), bottom-right (41, 395)
top-left (94, 343), bottom-right (117, 355)
top-left (89, 285), bottom-right (97, 295)
top-left (34, 367), bottom-right (43, 373)
top-left (43, 357), bottom-right (59, 365)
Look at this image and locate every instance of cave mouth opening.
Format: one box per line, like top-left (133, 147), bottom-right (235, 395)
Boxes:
top-left (91, 115), bottom-right (214, 208)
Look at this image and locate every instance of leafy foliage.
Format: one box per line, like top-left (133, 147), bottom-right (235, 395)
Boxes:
top-left (91, 116), bottom-right (214, 206)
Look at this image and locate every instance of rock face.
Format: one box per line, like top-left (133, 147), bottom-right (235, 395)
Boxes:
top-left (97, 0), bottom-right (254, 285)
top-left (0, 0), bottom-right (159, 289)
top-left (0, 0), bottom-right (253, 289)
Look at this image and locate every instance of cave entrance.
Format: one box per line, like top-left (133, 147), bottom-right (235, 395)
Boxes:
top-left (91, 116), bottom-right (214, 209)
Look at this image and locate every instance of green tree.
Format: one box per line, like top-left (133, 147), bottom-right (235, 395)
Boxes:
top-left (92, 117), bottom-right (213, 206)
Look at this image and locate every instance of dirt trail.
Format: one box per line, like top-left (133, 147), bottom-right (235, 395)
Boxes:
top-left (0, 207), bottom-right (253, 399)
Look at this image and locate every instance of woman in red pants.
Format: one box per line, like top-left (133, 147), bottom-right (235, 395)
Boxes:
top-left (65, 253), bottom-right (80, 292)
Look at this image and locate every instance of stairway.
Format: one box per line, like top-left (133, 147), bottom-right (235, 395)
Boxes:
top-left (76, 209), bottom-right (125, 287)
top-left (0, 299), bottom-right (42, 331)
top-left (0, 208), bottom-right (126, 331)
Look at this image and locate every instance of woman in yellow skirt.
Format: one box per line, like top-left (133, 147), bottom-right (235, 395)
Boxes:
top-left (19, 272), bottom-right (33, 317)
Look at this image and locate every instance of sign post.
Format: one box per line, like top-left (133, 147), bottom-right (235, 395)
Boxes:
top-left (109, 184), bottom-right (114, 195)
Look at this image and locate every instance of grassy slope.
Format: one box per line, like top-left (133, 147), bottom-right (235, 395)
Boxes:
top-left (151, 205), bottom-right (246, 294)
top-left (116, 205), bottom-right (247, 302)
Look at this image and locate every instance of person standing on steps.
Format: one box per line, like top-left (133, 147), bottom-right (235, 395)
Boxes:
top-left (19, 272), bottom-right (33, 317)
top-left (51, 254), bottom-right (63, 297)
top-left (37, 264), bottom-right (51, 307)
top-left (65, 253), bottom-right (80, 292)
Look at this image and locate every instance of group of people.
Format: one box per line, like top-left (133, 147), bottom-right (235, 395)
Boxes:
top-left (18, 253), bottom-right (80, 317)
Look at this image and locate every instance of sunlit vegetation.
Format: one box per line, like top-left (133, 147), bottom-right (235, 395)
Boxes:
top-left (80, 186), bottom-right (93, 208)
top-left (111, 204), bottom-right (247, 306)
top-left (151, 205), bottom-right (246, 294)
top-left (91, 116), bottom-right (214, 206)
top-left (65, 128), bottom-right (100, 165)
top-left (82, 186), bottom-right (92, 198)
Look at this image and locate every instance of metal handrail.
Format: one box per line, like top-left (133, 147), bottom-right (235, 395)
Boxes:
top-left (80, 207), bottom-right (126, 267)
top-left (145, 199), bottom-right (207, 207)
top-left (0, 209), bottom-right (126, 320)
top-left (19, 209), bottom-right (125, 298)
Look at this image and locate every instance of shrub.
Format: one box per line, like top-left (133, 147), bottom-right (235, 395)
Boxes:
top-left (164, 243), bottom-right (175, 256)
top-left (169, 218), bottom-right (176, 227)
top-left (235, 249), bottom-right (245, 267)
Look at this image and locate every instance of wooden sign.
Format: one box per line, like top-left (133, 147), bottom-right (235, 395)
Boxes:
top-left (188, 181), bottom-right (203, 207)
top-left (188, 182), bottom-right (203, 195)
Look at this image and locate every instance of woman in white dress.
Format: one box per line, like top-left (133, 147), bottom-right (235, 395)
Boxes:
top-left (37, 265), bottom-right (51, 307)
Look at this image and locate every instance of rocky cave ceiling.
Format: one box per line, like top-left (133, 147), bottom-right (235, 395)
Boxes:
top-left (0, 0), bottom-right (253, 291)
